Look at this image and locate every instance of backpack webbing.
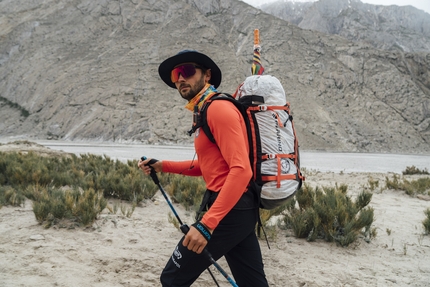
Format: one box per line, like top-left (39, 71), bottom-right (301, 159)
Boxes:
top-left (196, 94), bottom-right (304, 187)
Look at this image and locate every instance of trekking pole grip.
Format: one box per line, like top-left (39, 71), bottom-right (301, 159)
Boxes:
top-left (141, 156), bottom-right (160, 184)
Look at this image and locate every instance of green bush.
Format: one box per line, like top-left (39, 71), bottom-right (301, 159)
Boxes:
top-left (259, 202), bottom-right (291, 227)
top-left (385, 174), bottom-right (400, 190)
top-left (0, 150), bottom-right (159, 227)
top-left (283, 183), bottom-right (375, 247)
top-left (163, 173), bottom-right (206, 211)
top-left (28, 185), bottom-right (107, 227)
top-left (367, 177), bottom-right (379, 191)
top-left (0, 151), bottom-right (159, 202)
top-left (385, 174), bottom-right (430, 196)
top-left (403, 166), bottom-right (429, 175)
top-left (0, 186), bottom-right (26, 207)
top-left (423, 208), bottom-right (430, 235)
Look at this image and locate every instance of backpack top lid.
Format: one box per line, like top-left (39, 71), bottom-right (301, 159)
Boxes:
top-left (234, 75), bottom-right (286, 106)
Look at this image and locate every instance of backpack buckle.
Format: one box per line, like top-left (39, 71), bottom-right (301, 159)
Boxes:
top-left (258, 105), bottom-right (268, 111)
top-left (188, 105), bottom-right (202, 136)
top-left (264, 154), bottom-right (276, 159)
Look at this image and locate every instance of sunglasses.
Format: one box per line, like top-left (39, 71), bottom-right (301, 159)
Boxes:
top-left (171, 64), bottom-right (203, 83)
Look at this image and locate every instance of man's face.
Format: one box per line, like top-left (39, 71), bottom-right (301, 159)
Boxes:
top-left (172, 63), bottom-right (211, 101)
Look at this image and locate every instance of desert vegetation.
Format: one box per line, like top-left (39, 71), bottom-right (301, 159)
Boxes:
top-left (1, 144), bottom-right (429, 244)
top-left (0, 151), bottom-right (159, 226)
top-left (424, 208), bottom-right (430, 235)
top-left (282, 183), bottom-right (375, 247)
top-left (385, 174), bottom-right (430, 196)
top-left (402, 165), bottom-right (429, 175)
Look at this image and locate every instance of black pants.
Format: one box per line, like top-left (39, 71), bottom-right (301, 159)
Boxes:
top-left (160, 206), bottom-right (269, 286)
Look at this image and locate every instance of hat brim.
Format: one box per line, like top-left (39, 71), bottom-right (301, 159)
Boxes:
top-left (158, 50), bottom-right (222, 89)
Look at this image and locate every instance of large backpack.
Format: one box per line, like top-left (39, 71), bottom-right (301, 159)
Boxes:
top-left (189, 75), bottom-right (304, 210)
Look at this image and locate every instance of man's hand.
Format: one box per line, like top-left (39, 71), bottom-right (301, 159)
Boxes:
top-left (182, 223), bottom-right (213, 254)
top-left (138, 157), bottom-right (162, 174)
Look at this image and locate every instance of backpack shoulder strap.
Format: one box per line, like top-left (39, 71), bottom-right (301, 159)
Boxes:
top-left (198, 93), bottom-right (246, 144)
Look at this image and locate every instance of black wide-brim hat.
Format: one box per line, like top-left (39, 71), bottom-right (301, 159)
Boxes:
top-left (158, 50), bottom-right (222, 89)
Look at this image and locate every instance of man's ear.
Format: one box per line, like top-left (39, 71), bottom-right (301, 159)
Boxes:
top-left (204, 69), bottom-right (212, 84)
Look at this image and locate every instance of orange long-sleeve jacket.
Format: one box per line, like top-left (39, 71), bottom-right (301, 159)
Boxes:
top-left (162, 99), bottom-right (252, 230)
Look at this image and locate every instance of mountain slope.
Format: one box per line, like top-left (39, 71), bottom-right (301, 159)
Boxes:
top-left (261, 0), bottom-right (430, 53)
top-left (0, 0), bottom-right (429, 153)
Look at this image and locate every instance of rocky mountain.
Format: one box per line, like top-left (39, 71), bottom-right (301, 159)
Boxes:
top-left (0, 0), bottom-right (429, 154)
top-left (260, 0), bottom-right (430, 53)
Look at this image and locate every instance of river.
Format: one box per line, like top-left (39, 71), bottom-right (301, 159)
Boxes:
top-left (26, 140), bottom-right (430, 174)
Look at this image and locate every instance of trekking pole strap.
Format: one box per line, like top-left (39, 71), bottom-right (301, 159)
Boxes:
top-left (192, 222), bottom-right (212, 242)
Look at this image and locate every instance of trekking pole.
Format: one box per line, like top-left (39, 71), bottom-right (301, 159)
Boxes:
top-left (141, 157), bottom-right (239, 287)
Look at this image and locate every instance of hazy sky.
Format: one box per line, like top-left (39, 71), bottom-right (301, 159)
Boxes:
top-left (241, 0), bottom-right (430, 14)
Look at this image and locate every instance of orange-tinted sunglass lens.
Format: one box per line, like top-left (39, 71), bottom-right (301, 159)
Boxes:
top-left (171, 64), bottom-right (200, 82)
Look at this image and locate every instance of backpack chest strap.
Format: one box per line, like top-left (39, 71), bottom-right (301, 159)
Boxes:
top-left (262, 154), bottom-right (296, 160)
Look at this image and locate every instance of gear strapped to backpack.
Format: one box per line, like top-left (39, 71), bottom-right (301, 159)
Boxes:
top-left (189, 75), bottom-right (304, 210)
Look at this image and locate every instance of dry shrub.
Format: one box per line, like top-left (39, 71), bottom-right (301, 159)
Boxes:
top-left (284, 183), bottom-right (375, 247)
top-left (424, 208), bottom-right (430, 235)
top-left (403, 166), bottom-right (429, 175)
top-left (385, 174), bottom-right (430, 196)
top-left (0, 151), bottom-right (159, 203)
top-left (0, 186), bottom-right (26, 207)
top-left (28, 185), bottom-right (107, 227)
top-left (164, 173), bottom-right (206, 211)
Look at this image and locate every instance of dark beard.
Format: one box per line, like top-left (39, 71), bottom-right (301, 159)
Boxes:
top-left (178, 75), bottom-right (206, 102)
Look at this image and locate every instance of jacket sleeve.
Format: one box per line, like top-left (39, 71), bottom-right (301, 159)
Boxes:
top-left (162, 160), bottom-right (202, 176)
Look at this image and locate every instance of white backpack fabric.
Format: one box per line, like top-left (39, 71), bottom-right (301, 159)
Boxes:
top-left (234, 75), bottom-right (303, 209)
top-left (192, 75), bottom-right (304, 209)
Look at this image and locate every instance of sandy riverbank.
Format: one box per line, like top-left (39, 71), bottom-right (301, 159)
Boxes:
top-left (0, 142), bottom-right (429, 286)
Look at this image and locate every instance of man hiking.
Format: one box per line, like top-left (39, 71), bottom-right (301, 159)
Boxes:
top-left (138, 50), bottom-right (269, 287)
